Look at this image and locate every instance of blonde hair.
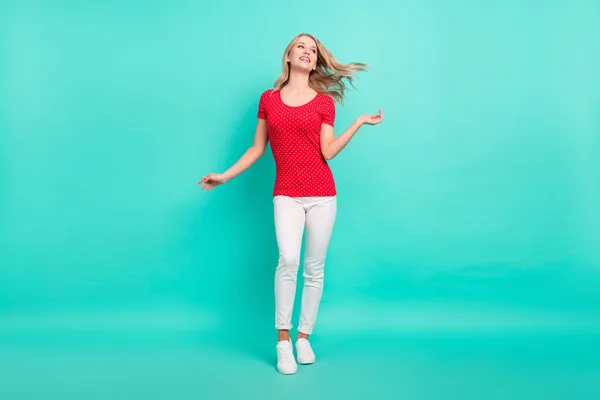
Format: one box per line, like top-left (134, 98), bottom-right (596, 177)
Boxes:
top-left (274, 33), bottom-right (368, 104)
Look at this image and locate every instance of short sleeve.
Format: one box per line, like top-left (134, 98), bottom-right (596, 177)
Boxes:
top-left (321, 95), bottom-right (335, 127)
top-left (257, 89), bottom-right (272, 120)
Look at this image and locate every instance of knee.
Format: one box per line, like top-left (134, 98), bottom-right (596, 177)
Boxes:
top-left (277, 252), bottom-right (300, 272)
top-left (304, 269), bottom-right (324, 282)
top-left (303, 257), bottom-right (325, 282)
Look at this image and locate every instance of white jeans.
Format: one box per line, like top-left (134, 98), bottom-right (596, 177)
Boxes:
top-left (273, 195), bottom-right (337, 334)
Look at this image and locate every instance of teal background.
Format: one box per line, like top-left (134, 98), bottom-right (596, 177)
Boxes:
top-left (1, 0), bottom-right (599, 398)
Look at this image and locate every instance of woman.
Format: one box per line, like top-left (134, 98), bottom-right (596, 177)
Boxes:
top-left (199, 33), bottom-right (383, 374)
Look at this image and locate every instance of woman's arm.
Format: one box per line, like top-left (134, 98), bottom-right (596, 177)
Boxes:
top-left (198, 119), bottom-right (268, 190)
top-left (222, 119), bottom-right (268, 181)
top-left (320, 109), bottom-right (383, 161)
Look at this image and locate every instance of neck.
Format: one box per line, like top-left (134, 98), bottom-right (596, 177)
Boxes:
top-left (285, 68), bottom-right (311, 92)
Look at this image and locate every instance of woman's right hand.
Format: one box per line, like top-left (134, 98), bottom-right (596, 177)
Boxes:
top-left (198, 173), bottom-right (228, 191)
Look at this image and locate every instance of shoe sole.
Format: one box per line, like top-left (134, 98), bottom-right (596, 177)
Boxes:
top-left (277, 367), bottom-right (298, 375)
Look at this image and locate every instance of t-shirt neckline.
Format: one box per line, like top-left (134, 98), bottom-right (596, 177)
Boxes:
top-left (276, 89), bottom-right (319, 108)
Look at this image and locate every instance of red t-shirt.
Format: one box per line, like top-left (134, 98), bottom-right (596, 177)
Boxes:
top-left (258, 89), bottom-right (337, 197)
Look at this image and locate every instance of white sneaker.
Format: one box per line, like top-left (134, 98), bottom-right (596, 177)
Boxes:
top-left (276, 339), bottom-right (297, 374)
top-left (295, 338), bottom-right (316, 364)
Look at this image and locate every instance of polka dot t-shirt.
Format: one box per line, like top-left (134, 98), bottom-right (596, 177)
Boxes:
top-left (258, 89), bottom-right (337, 197)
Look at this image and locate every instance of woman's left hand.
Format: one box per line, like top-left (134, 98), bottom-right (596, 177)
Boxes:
top-left (358, 109), bottom-right (383, 126)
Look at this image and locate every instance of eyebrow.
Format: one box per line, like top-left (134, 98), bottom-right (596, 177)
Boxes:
top-left (297, 41), bottom-right (317, 49)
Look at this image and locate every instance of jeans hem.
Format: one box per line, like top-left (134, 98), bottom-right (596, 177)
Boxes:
top-left (297, 326), bottom-right (314, 335)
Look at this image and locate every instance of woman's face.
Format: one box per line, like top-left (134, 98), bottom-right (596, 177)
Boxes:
top-left (287, 35), bottom-right (318, 72)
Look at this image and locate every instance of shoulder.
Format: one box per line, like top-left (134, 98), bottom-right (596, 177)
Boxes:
top-left (260, 89), bottom-right (275, 98)
top-left (317, 92), bottom-right (335, 110)
top-left (259, 89), bottom-right (276, 108)
top-left (317, 92), bottom-right (335, 106)
top-left (259, 88), bottom-right (276, 105)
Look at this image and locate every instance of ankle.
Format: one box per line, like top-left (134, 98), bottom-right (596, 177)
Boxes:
top-left (297, 332), bottom-right (309, 340)
top-left (278, 330), bottom-right (291, 342)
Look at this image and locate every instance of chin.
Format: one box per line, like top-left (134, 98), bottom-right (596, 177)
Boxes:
top-left (292, 63), bottom-right (313, 72)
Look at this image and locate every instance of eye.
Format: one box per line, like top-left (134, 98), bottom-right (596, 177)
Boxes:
top-left (311, 49), bottom-right (316, 54)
